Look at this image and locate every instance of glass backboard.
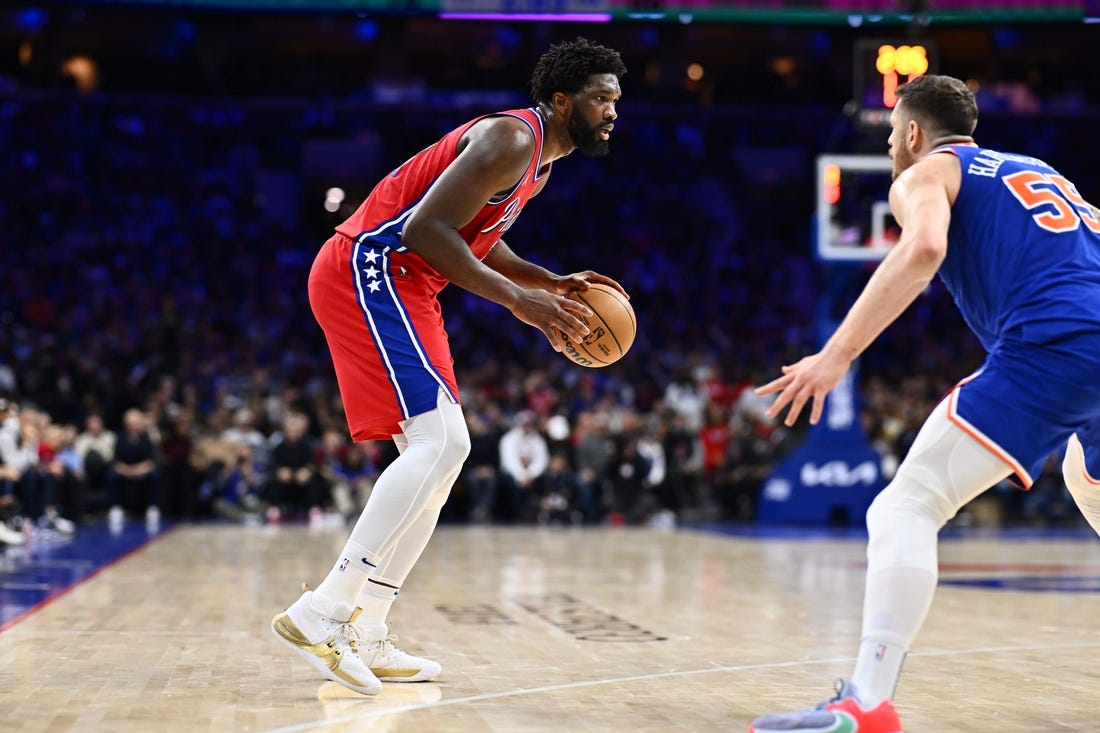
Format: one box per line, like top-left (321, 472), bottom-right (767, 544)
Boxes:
top-left (815, 154), bottom-right (897, 262)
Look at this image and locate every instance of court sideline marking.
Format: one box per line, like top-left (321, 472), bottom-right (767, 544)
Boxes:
top-left (0, 524), bottom-right (176, 632)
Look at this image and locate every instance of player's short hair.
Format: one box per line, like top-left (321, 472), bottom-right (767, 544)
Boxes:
top-left (895, 74), bottom-right (978, 137)
top-left (529, 37), bottom-right (627, 105)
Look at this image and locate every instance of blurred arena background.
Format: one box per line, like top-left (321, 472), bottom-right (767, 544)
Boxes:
top-left (1, 1), bottom-right (1099, 552)
top-left (7, 4), bottom-right (1100, 732)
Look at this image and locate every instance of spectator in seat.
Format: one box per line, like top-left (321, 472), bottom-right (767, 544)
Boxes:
top-left (109, 408), bottom-right (162, 527)
top-left (75, 412), bottom-right (116, 516)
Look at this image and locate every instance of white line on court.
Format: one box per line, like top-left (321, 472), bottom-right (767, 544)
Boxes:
top-left (259, 640), bottom-right (1100, 733)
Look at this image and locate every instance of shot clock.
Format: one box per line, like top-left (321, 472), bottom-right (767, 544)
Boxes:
top-left (853, 38), bottom-right (939, 127)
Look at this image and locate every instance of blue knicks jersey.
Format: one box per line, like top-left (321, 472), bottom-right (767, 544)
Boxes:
top-left (932, 144), bottom-right (1100, 351)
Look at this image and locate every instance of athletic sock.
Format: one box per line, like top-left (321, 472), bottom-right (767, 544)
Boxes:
top-left (356, 577), bottom-right (399, 627)
top-left (311, 540), bottom-right (377, 617)
top-left (852, 636), bottom-right (908, 708)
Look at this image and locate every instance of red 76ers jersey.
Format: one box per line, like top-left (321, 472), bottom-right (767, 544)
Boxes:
top-left (335, 107), bottom-right (550, 296)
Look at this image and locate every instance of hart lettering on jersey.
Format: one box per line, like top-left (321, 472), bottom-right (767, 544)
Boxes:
top-left (967, 153), bottom-right (1005, 178)
top-left (967, 149), bottom-right (1051, 179)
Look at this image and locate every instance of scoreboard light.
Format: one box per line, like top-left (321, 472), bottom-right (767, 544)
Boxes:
top-left (854, 38), bottom-right (938, 127)
top-left (874, 43), bottom-right (929, 108)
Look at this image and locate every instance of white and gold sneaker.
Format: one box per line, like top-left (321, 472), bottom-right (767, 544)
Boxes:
top-left (357, 621), bottom-right (442, 682)
top-left (271, 590), bottom-right (382, 695)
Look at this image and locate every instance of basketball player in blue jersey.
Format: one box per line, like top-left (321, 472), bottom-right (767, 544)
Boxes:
top-left (750, 74), bottom-right (1100, 732)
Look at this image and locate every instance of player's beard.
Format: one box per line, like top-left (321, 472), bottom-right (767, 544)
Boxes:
top-left (891, 146), bottom-right (916, 181)
top-left (568, 111), bottom-right (611, 158)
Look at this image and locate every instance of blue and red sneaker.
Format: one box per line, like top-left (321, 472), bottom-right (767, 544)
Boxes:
top-left (749, 680), bottom-right (902, 733)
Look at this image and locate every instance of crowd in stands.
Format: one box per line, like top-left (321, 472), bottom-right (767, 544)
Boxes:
top-left (2, 78), bottom-right (1095, 543)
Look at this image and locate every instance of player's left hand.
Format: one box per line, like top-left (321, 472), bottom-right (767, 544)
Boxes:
top-left (755, 351), bottom-right (851, 427)
top-left (553, 271), bottom-right (630, 298)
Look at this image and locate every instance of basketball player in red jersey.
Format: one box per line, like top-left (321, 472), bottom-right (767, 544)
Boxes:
top-left (271, 38), bottom-right (629, 694)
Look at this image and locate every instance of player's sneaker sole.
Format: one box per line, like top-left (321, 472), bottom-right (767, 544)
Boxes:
top-left (371, 661), bottom-right (441, 682)
top-left (749, 679), bottom-right (902, 733)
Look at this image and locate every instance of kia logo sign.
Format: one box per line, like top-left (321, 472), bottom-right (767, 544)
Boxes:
top-left (763, 478), bottom-right (792, 501)
top-left (800, 460), bottom-right (879, 487)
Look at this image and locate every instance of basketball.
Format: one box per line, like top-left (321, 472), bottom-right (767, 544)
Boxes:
top-left (560, 283), bottom-right (636, 368)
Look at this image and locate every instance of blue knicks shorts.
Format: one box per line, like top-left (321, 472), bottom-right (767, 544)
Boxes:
top-left (947, 330), bottom-right (1100, 487)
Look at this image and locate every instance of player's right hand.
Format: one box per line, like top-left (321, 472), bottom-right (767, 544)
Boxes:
top-left (509, 288), bottom-right (592, 352)
top-left (755, 350), bottom-right (851, 427)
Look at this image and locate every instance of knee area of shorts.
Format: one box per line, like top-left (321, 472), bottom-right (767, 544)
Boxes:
top-left (436, 402), bottom-right (471, 462)
top-left (410, 436), bottom-right (467, 477)
top-left (866, 480), bottom-right (954, 531)
top-left (406, 407), bottom-right (471, 468)
top-left (441, 422), bottom-right (471, 467)
top-left (426, 429), bottom-right (469, 476)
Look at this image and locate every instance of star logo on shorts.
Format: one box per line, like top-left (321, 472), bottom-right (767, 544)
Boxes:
top-left (367, 280), bottom-right (382, 293)
top-left (363, 250), bottom-right (380, 264)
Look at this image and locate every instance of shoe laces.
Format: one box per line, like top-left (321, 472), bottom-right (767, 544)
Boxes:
top-left (322, 613), bottom-right (363, 653)
top-left (367, 633), bottom-right (400, 655)
top-left (815, 679), bottom-right (850, 710)
top-left (309, 591), bottom-right (363, 654)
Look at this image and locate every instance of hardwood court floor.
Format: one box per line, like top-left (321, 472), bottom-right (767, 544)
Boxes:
top-left (4, 523), bottom-right (1100, 732)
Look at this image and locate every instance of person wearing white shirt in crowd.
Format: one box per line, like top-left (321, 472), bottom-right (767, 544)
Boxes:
top-left (498, 411), bottom-right (550, 522)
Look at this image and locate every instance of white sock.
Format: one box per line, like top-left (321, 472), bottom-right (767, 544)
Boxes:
top-left (852, 559), bottom-right (936, 707)
top-left (853, 637), bottom-right (908, 707)
top-left (311, 539), bottom-right (376, 617)
top-left (357, 578), bottom-right (398, 628)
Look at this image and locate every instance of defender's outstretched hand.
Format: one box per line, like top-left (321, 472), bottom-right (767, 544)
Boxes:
top-left (755, 350), bottom-right (852, 427)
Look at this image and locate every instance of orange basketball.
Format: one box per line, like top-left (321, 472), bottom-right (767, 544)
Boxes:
top-left (560, 283), bottom-right (636, 368)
